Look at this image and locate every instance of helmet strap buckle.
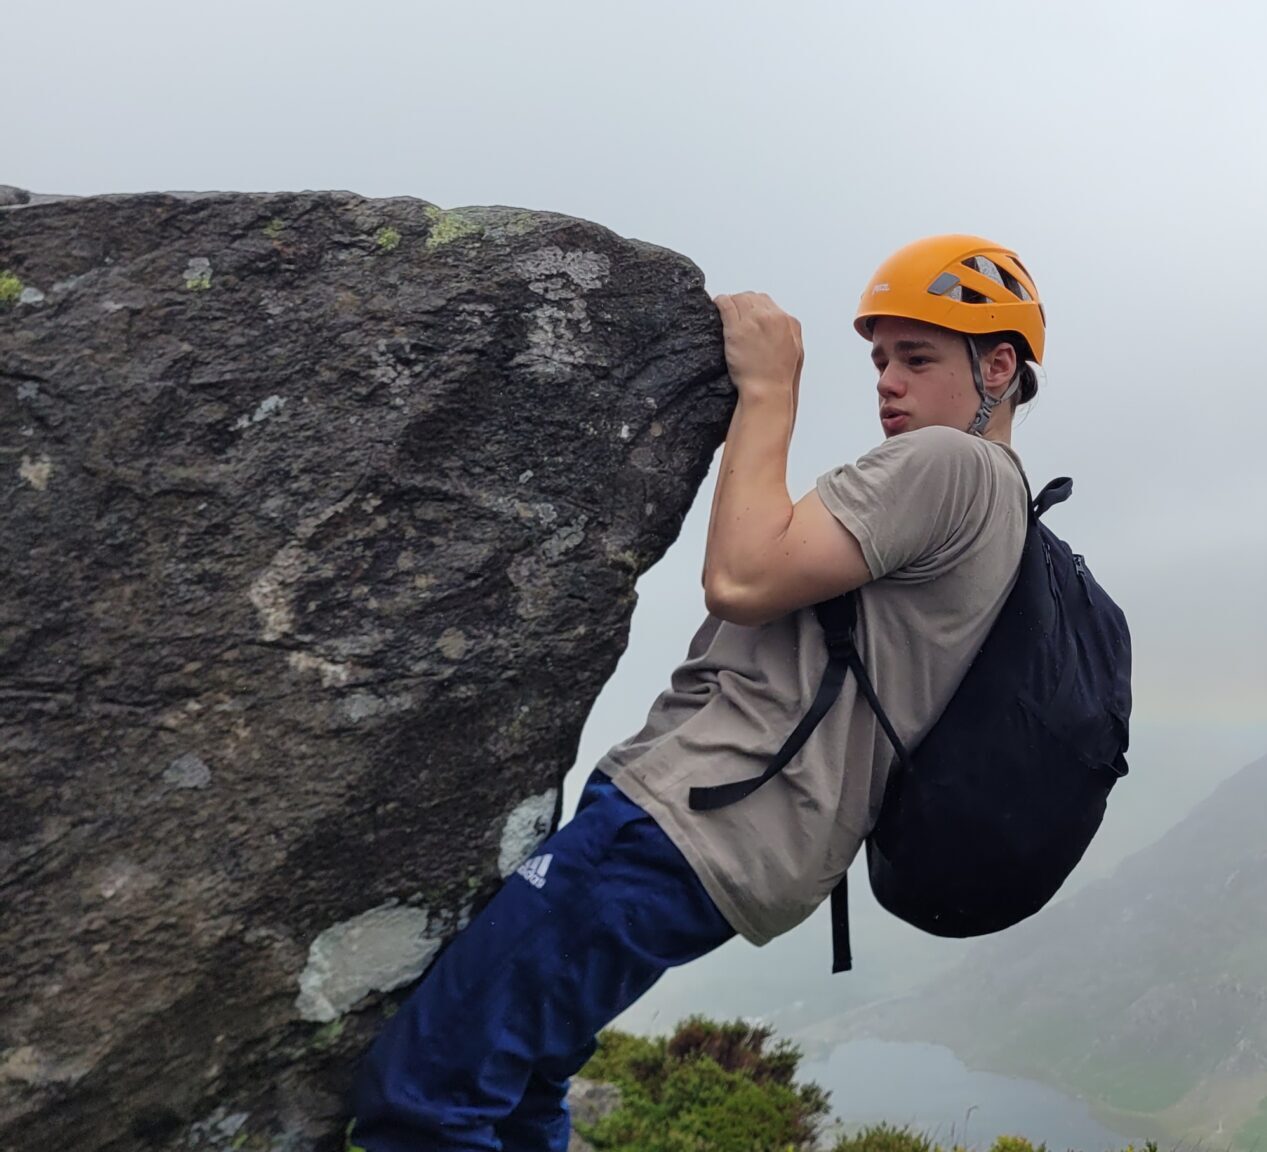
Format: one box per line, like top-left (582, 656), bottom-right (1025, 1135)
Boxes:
top-left (966, 337), bottom-right (1020, 437)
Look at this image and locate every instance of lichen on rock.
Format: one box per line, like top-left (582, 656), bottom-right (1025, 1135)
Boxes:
top-left (0, 269), bottom-right (22, 305)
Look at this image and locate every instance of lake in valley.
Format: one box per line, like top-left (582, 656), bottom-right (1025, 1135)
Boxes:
top-left (797, 1039), bottom-right (1140, 1151)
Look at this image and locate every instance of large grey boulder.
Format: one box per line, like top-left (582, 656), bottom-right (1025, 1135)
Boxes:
top-left (0, 189), bottom-right (731, 1151)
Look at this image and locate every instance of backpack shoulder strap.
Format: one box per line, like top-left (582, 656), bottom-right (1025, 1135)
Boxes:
top-left (687, 604), bottom-right (853, 811)
top-left (688, 590), bottom-right (916, 810)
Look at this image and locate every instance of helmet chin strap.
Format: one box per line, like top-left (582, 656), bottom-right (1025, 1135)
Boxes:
top-left (966, 336), bottom-right (1020, 437)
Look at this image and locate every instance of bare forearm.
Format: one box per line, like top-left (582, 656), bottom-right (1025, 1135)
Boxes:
top-left (703, 390), bottom-right (795, 593)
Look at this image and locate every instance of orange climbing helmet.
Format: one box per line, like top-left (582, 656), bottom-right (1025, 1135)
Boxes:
top-left (854, 234), bottom-right (1046, 364)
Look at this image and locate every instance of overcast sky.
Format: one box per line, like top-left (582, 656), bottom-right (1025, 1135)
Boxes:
top-left (8, 0), bottom-right (1266, 1027)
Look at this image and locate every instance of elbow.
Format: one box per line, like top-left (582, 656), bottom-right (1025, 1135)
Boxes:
top-left (703, 577), bottom-right (773, 627)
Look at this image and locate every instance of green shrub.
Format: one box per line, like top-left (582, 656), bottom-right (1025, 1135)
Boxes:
top-left (831, 1120), bottom-right (939, 1152)
top-left (987, 1137), bottom-right (1046, 1152)
top-left (580, 1016), bottom-right (830, 1152)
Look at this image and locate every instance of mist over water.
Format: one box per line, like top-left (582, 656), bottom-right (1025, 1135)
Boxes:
top-left (800, 1040), bottom-right (1132, 1152)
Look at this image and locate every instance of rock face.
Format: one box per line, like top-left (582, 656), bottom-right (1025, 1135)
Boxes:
top-left (0, 190), bottom-right (732, 1151)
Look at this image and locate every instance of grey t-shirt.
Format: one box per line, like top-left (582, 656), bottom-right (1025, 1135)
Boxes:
top-left (598, 425), bottom-right (1029, 945)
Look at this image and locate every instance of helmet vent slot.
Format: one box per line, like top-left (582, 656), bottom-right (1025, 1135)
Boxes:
top-left (929, 266), bottom-right (993, 305)
top-left (963, 256), bottom-right (1032, 302)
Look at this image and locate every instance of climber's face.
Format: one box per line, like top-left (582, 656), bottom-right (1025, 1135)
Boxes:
top-left (869, 316), bottom-right (1018, 438)
top-left (869, 317), bottom-right (977, 437)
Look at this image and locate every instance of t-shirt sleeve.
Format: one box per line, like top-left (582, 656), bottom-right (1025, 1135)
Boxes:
top-left (814, 426), bottom-right (993, 582)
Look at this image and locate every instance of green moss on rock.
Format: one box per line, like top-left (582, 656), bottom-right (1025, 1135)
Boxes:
top-left (184, 259), bottom-right (213, 291)
top-left (0, 270), bottom-right (22, 306)
top-left (423, 206), bottom-right (483, 250)
top-left (311, 1017), bottom-right (347, 1051)
top-left (503, 212), bottom-right (539, 237)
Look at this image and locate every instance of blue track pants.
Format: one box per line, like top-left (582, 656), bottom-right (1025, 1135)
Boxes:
top-left (349, 771), bottom-right (737, 1152)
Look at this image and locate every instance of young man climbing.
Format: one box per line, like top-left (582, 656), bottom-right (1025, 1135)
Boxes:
top-left (350, 234), bottom-right (1043, 1152)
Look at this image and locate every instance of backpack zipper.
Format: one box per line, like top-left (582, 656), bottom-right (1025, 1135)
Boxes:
top-left (1072, 553), bottom-right (1092, 600)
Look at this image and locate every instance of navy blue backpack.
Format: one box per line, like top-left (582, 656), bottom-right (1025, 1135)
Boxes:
top-left (690, 477), bottom-right (1132, 972)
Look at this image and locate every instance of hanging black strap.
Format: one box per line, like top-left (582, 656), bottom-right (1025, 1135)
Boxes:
top-left (830, 874), bottom-right (852, 972)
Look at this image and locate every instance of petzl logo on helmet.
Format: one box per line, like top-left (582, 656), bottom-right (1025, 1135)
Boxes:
top-left (872, 282), bottom-right (890, 294)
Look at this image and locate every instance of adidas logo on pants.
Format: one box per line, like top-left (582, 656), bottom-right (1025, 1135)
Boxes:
top-left (516, 853), bottom-right (553, 889)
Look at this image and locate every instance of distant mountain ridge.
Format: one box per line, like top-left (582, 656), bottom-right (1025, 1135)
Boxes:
top-left (823, 752), bottom-right (1267, 1147)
